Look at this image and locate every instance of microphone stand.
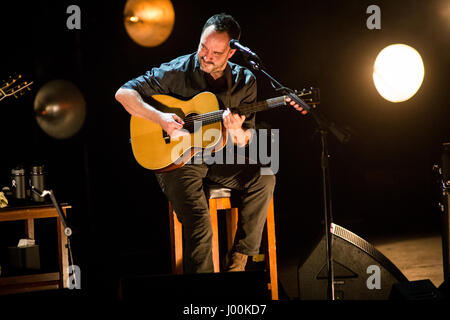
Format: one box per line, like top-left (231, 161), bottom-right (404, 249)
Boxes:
top-left (246, 57), bottom-right (352, 300)
top-left (31, 187), bottom-right (77, 288)
top-left (31, 187), bottom-right (72, 236)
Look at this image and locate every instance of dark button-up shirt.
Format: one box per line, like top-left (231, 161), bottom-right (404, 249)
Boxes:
top-left (121, 52), bottom-right (257, 130)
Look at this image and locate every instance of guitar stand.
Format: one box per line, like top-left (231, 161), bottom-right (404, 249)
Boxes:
top-left (245, 56), bottom-right (352, 300)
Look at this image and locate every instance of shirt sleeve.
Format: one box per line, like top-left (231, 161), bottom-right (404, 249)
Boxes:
top-left (120, 61), bottom-right (180, 98)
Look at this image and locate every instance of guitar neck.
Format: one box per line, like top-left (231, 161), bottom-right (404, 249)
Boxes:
top-left (234, 96), bottom-right (287, 115)
top-left (184, 96), bottom-right (287, 131)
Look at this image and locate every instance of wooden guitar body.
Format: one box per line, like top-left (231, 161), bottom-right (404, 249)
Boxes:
top-left (130, 92), bottom-right (226, 172)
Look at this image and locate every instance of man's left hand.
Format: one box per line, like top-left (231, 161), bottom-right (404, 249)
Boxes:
top-left (222, 108), bottom-right (251, 146)
top-left (223, 108), bottom-right (245, 130)
top-left (286, 97), bottom-right (308, 115)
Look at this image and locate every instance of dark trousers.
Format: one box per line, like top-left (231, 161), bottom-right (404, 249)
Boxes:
top-left (156, 163), bottom-right (275, 273)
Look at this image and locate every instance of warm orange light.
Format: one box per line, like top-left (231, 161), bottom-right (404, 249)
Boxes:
top-left (123, 0), bottom-right (175, 47)
top-left (128, 16), bottom-right (140, 23)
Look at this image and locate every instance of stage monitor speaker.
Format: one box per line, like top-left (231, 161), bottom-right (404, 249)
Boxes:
top-left (118, 270), bottom-right (269, 302)
top-left (438, 278), bottom-right (449, 298)
top-left (298, 223), bottom-right (408, 300)
top-left (389, 279), bottom-right (445, 300)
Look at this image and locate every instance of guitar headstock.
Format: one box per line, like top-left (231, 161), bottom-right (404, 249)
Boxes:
top-left (295, 87), bottom-right (320, 106)
top-left (0, 74), bottom-right (33, 102)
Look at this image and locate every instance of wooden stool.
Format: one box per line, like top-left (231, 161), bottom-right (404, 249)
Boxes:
top-left (168, 184), bottom-right (279, 300)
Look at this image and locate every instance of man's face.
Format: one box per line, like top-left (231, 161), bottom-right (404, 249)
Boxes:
top-left (197, 25), bottom-right (236, 78)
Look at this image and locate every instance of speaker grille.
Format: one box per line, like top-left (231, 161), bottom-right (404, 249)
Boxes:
top-left (297, 223), bottom-right (408, 299)
top-left (332, 223), bottom-right (407, 282)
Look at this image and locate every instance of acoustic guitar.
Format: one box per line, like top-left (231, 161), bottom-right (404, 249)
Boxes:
top-left (130, 89), bottom-right (318, 172)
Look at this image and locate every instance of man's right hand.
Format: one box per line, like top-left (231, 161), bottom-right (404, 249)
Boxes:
top-left (114, 88), bottom-right (189, 139)
top-left (157, 113), bottom-right (189, 139)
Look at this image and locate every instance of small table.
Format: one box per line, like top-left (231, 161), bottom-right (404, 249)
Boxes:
top-left (0, 203), bottom-right (71, 295)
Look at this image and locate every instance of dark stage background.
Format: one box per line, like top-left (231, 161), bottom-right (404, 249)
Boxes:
top-left (0, 0), bottom-right (449, 299)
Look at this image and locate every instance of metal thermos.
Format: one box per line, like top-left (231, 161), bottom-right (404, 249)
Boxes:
top-left (30, 165), bottom-right (45, 202)
top-left (11, 167), bottom-right (26, 199)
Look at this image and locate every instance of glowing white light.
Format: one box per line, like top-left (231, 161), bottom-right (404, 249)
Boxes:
top-left (373, 44), bottom-right (425, 103)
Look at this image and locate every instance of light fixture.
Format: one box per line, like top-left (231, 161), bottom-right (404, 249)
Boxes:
top-left (34, 80), bottom-right (86, 139)
top-left (373, 44), bottom-right (425, 103)
top-left (123, 0), bottom-right (175, 47)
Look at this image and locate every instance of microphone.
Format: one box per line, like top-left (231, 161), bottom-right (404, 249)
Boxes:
top-left (229, 39), bottom-right (260, 62)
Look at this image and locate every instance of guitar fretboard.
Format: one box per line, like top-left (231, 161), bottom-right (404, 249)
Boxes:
top-left (183, 96), bottom-right (287, 132)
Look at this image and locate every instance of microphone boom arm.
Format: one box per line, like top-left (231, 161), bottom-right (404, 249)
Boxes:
top-left (248, 58), bottom-right (351, 144)
top-left (31, 187), bottom-right (72, 236)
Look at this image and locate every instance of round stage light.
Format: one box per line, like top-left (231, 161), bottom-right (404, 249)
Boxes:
top-left (373, 44), bottom-right (425, 103)
top-left (34, 80), bottom-right (86, 139)
top-left (123, 0), bottom-right (175, 47)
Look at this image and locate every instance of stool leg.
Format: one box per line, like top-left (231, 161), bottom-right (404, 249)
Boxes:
top-left (25, 219), bottom-right (35, 240)
top-left (209, 199), bottom-right (220, 272)
top-left (266, 197), bottom-right (278, 300)
top-left (226, 208), bottom-right (238, 252)
top-left (169, 202), bottom-right (183, 274)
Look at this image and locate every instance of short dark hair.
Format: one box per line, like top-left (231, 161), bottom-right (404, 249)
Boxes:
top-left (202, 13), bottom-right (241, 41)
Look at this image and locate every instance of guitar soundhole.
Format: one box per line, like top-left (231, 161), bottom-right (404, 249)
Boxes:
top-left (184, 113), bottom-right (198, 119)
top-left (184, 113), bottom-right (200, 133)
top-left (160, 113), bottom-right (199, 143)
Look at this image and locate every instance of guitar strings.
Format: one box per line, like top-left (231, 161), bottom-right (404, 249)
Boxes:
top-left (182, 98), bottom-right (286, 128)
top-left (182, 104), bottom-right (284, 131)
